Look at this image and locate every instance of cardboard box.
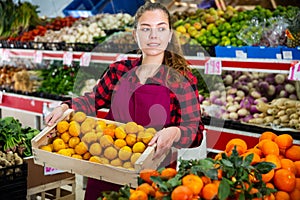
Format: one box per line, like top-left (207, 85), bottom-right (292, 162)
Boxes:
top-left (31, 109), bottom-right (167, 188)
top-left (24, 157), bottom-right (74, 189)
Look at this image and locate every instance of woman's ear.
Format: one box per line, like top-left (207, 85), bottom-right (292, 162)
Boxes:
top-left (169, 30), bottom-right (173, 43)
top-left (132, 30), bottom-right (137, 42)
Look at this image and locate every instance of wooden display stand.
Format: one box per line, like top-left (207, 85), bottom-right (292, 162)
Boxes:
top-left (25, 158), bottom-right (76, 200)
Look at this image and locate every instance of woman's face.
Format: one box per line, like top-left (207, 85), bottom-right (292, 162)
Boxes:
top-left (133, 9), bottom-right (173, 57)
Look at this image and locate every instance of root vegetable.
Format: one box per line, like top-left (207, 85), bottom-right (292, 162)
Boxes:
top-left (237, 108), bottom-right (249, 117)
top-left (286, 108), bottom-right (296, 116)
top-left (250, 90), bottom-right (261, 99)
top-left (285, 83), bottom-right (296, 93)
top-left (267, 108), bottom-right (279, 115)
top-left (279, 115), bottom-right (289, 123)
top-left (290, 113), bottom-right (299, 119)
top-left (276, 110), bottom-right (286, 117)
top-left (272, 119), bottom-right (280, 125)
top-left (256, 102), bottom-right (270, 113)
top-left (263, 116), bottom-right (274, 123)
top-left (284, 100), bottom-right (297, 108)
top-left (289, 119), bottom-right (299, 127)
top-left (248, 118), bottom-right (264, 124)
top-left (229, 112), bottom-right (238, 120)
top-left (274, 74), bottom-right (286, 84)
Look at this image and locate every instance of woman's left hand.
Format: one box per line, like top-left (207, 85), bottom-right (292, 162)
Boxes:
top-left (148, 126), bottom-right (180, 159)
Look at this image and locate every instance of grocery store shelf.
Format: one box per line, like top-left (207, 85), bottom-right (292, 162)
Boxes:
top-left (2, 48), bottom-right (296, 73)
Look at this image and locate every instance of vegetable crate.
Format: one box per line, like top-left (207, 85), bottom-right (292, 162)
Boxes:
top-left (31, 109), bottom-right (168, 188)
top-left (0, 163), bottom-right (28, 200)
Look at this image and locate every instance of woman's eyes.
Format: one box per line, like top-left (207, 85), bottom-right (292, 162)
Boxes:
top-left (140, 27), bottom-right (167, 32)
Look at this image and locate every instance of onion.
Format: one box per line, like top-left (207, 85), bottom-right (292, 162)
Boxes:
top-left (250, 105), bottom-right (259, 114)
top-left (237, 108), bottom-right (249, 117)
top-left (274, 74), bottom-right (286, 84)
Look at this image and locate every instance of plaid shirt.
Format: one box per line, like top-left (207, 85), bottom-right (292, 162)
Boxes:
top-left (66, 57), bottom-right (204, 148)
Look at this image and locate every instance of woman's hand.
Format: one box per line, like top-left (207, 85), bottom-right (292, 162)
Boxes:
top-left (45, 104), bottom-right (69, 126)
top-left (148, 126), bottom-right (181, 159)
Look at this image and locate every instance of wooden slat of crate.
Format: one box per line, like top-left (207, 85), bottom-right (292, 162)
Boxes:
top-left (31, 109), bottom-right (168, 188)
top-left (27, 176), bottom-right (75, 200)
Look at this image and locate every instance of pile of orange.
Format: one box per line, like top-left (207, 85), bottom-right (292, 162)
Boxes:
top-left (126, 131), bottom-right (300, 200)
top-left (219, 131), bottom-right (300, 200)
top-left (39, 111), bottom-right (157, 170)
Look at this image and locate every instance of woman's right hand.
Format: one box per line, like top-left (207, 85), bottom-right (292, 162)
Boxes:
top-left (45, 104), bottom-right (69, 126)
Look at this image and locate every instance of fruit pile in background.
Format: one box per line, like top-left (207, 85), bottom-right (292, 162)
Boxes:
top-left (99, 132), bottom-right (300, 200)
top-left (39, 111), bottom-right (157, 170)
top-left (172, 5), bottom-right (300, 48)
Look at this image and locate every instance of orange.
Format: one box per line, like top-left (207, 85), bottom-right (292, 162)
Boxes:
top-left (129, 190), bottom-right (148, 200)
top-left (274, 134), bottom-right (293, 150)
top-left (103, 127), bottom-right (115, 138)
top-left (68, 136), bottom-right (80, 148)
top-left (118, 146), bottom-right (132, 161)
top-left (281, 159), bottom-right (297, 174)
top-left (285, 145), bottom-right (300, 161)
top-left (266, 182), bottom-right (275, 189)
top-left (56, 120), bottom-right (70, 134)
top-left (89, 143), bottom-right (102, 156)
top-left (81, 132), bottom-right (98, 144)
top-left (40, 144), bottom-right (53, 152)
top-left (259, 131), bottom-right (277, 141)
top-left (103, 146), bottom-right (118, 160)
top-left (160, 168), bottom-right (177, 180)
top-left (139, 169), bottom-right (160, 184)
top-left (125, 121), bottom-right (139, 134)
top-left (82, 152), bottom-right (91, 160)
top-left (99, 135), bottom-right (114, 148)
top-left (171, 185), bottom-right (193, 200)
top-left (136, 183), bottom-right (156, 197)
top-left (52, 138), bottom-right (66, 152)
top-left (132, 142), bottom-right (146, 153)
top-left (201, 183), bottom-right (218, 200)
top-left (126, 134), bottom-right (137, 147)
top-left (275, 191), bottom-right (290, 200)
top-left (182, 174), bottom-right (203, 195)
top-left (71, 154), bottom-right (82, 159)
top-left (247, 147), bottom-right (262, 157)
top-left (225, 138), bottom-right (247, 155)
top-left (265, 154), bottom-right (282, 169)
top-left (60, 132), bottom-right (71, 143)
top-left (115, 126), bottom-right (127, 139)
top-left (289, 188), bottom-right (300, 200)
top-left (201, 176), bottom-right (212, 185)
top-left (273, 169), bottom-right (296, 192)
top-left (68, 122), bottom-right (81, 137)
top-left (242, 152), bottom-right (260, 165)
top-left (74, 141), bottom-right (88, 155)
top-left (295, 178), bottom-right (300, 190)
top-left (72, 111), bottom-right (87, 123)
top-left (155, 190), bottom-right (168, 199)
top-left (114, 139), bottom-right (127, 149)
top-left (262, 169), bottom-right (275, 183)
top-left (295, 161), bottom-right (300, 177)
top-left (261, 140), bottom-right (280, 156)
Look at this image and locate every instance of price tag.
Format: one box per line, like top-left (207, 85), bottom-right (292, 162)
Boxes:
top-left (115, 54), bottom-right (128, 62)
top-left (282, 51), bottom-right (293, 60)
top-left (63, 51), bottom-right (73, 65)
top-left (44, 166), bottom-right (65, 175)
top-left (204, 59), bottom-right (222, 75)
top-left (235, 50), bottom-right (247, 59)
top-left (0, 49), bottom-right (10, 62)
top-left (0, 90), bottom-right (4, 104)
top-left (288, 61), bottom-right (300, 81)
top-left (80, 52), bottom-right (91, 66)
top-left (34, 50), bottom-right (43, 64)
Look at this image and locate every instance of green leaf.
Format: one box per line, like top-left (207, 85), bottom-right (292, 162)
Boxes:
top-left (218, 179), bottom-right (231, 200)
top-left (221, 159), bottom-right (233, 168)
top-left (254, 162), bottom-right (276, 174)
top-left (243, 153), bottom-right (254, 166)
top-left (238, 192), bottom-right (245, 200)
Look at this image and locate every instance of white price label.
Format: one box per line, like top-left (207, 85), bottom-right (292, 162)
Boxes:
top-left (44, 166), bottom-right (65, 175)
top-left (1, 49), bottom-right (10, 62)
top-left (80, 52), bottom-right (91, 66)
top-left (115, 54), bottom-right (128, 62)
top-left (204, 59), bottom-right (222, 75)
top-left (288, 61), bottom-right (300, 81)
top-left (63, 51), bottom-right (73, 65)
top-left (34, 50), bottom-right (43, 64)
top-left (0, 90), bottom-right (3, 104)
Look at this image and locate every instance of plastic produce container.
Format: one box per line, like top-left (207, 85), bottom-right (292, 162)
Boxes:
top-left (215, 45), bottom-right (247, 58)
top-left (247, 46), bottom-right (282, 59)
top-left (0, 163), bottom-right (28, 200)
top-left (282, 46), bottom-right (300, 60)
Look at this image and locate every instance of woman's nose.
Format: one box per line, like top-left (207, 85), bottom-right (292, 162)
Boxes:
top-left (149, 28), bottom-right (158, 38)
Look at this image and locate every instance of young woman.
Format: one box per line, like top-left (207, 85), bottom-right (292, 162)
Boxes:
top-left (45, 2), bottom-right (204, 199)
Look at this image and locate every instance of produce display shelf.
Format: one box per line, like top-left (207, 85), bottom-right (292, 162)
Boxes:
top-left (0, 92), bottom-right (59, 115)
top-left (1, 48), bottom-right (296, 72)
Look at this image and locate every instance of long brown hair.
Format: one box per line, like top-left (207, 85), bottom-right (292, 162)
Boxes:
top-left (133, 1), bottom-right (191, 80)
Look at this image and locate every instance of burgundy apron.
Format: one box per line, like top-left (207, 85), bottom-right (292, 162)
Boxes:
top-left (85, 79), bottom-right (171, 200)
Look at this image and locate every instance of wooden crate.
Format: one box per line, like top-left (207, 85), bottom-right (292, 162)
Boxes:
top-left (26, 176), bottom-right (75, 200)
top-left (31, 109), bottom-right (168, 188)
